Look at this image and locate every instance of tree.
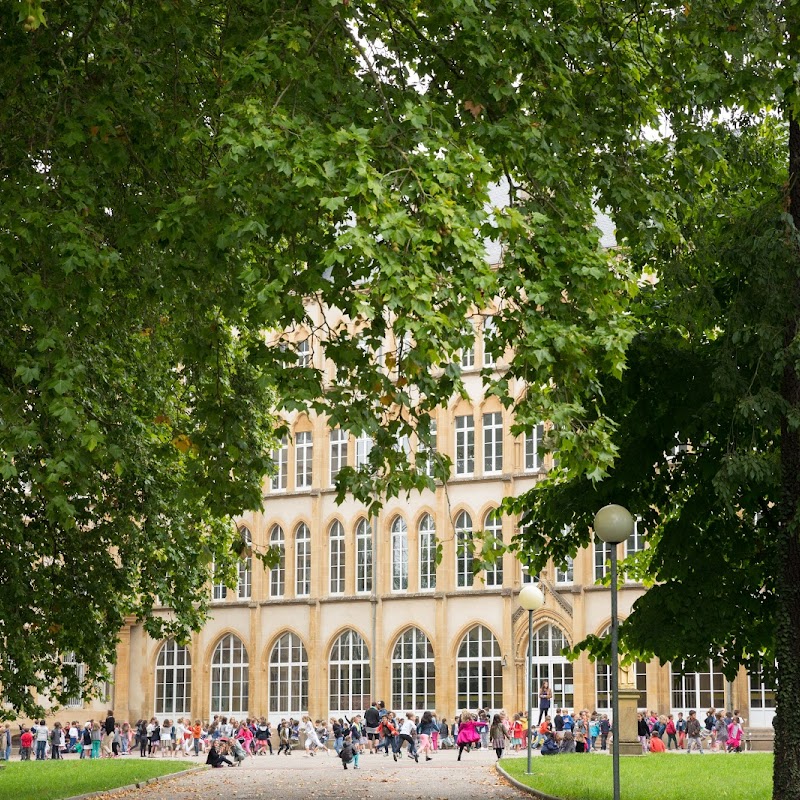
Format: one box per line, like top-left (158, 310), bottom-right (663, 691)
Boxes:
top-left (1, 0), bottom-right (636, 715)
top-left (7, 6), bottom-right (796, 796)
top-left (496, 5), bottom-right (800, 798)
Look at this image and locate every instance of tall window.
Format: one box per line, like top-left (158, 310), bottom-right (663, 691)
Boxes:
top-left (356, 517), bottom-right (373, 593)
top-left (521, 563), bottom-right (539, 584)
top-left (392, 628), bottom-right (435, 712)
top-left (595, 628), bottom-right (646, 710)
top-left (155, 640), bottom-right (191, 716)
top-left (529, 624), bottom-right (573, 710)
top-left (295, 431), bottom-right (313, 488)
top-left (555, 555), bottom-right (574, 585)
top-left (483, 510), bottom-right (504, 587)
top-left (329, 520), bottom-right (345, 595)
top-left (269, 524), bottom-right (285, 598)
top-left (418, 513), bottom-right (437, 590)
top-left (625, 516), bottom-right (645, 583)
top-left (455, 415), bottom-right (475, 476)
top-left (212, 562), bottom-right (226, 600)
top-left (420, 419), bottom-right (437, 478)
top-left (296, 337), bottom-right (311, 367)
top-left (483, 411), bottom-right (503, 474)
top-left (270, 436), bottom-right (288, 490)
top-left (594, 538), bottom-right (613, 581)
top-left (749, 660), bottom-right (777, 728)
top-left (355, 432), bottom-right (373, 469)
top-left (524, 423), bottom-right (545, 472)
top-left (455, 510), bottom-right (474, 588)
top-left (295, 523), bottom-right (311, 596)
top-left (671, 659), bottom-right (725, 712)
top-left (238, 527), bottom-right (252, 599)
top-left (62, 652), bottom-right (85, 708)
top-left (269, 633), bottom-right (308, 718)
top-left (456, 625), bottom-right (502, 710)
top-left (329, 630), bottom-right (371, 716)
top-left (483, 315), bottom-right (497, 367)
top-left (330, 428), bottom-right (348, 485)
top-left (391, 516), bottom-right (409, 591)
top-left (210, 634), bottom-right (249, 716)
top-left (460, 324), bottom-right (475, 368)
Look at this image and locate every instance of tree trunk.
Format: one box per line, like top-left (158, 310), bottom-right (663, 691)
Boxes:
top-left (773, 114), bottom-right (800, 800)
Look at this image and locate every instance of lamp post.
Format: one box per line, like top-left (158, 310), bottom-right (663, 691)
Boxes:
top-left (519, 583), bottom-right (545, 775)
top-left (594, 504), bottom-right (634, 800)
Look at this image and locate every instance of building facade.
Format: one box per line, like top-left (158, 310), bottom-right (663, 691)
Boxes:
top-left (27, 316), bottom-right (775, 742)
top-left (114, 323), bottom-right (774, 737)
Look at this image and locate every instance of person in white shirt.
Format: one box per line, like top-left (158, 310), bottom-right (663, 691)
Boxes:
top-left (399, 713), bottom-right (419, 763)
top-left (35, 721), bottom-right (49, 760)
top-left (303, 716), bottom-right (320, 756)
top-left (172, 720), bottom-right (185, 756)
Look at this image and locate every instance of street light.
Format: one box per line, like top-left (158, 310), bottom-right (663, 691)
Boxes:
top-left (594, 504), bottom-right (634, 800)
top-left (519, 583), bottom-right (545, 775)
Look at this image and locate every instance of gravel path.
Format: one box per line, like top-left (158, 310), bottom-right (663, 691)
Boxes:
top-left (96, 747), bottom-right (529, 800)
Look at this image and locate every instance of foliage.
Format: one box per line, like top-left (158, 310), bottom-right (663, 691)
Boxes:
top-left (501, 753), bottom-right (773, 800)
top-left (0, 0), bottom-right (637, 717)
top-left (0, 759), bottom-right (196, 800)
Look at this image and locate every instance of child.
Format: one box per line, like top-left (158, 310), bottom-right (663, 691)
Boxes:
top-left (589, 715), bottom-right (600, 751)
top-left (676, 712), bottom-right (687, 749)
top-left (490, 713), bottom-right (510, 760)
top-left (541, 731), bottom-right (560, 756)
top-left (339, 736), bottom-right (355, 769)
top-left (20, 726), bottom-right (33, 760)
top-left (665, 715), bottom-right (677, 750)
top-left (510, 714), bottom-right (523, 751)
top-left (599, 714), bottom-right (610, 751)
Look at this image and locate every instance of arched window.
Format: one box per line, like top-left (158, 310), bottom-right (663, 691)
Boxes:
top-left (62, 652), bottom-right (85, 708)
top-left (210, 634), bottom-right (249, 716)
top-left (392, 628), bottom-right (435, 712)
top-left (456, 625), bottom-right (502, 710)
top-left (528, 624), bottom-right (573, 710)
top-left (295, 523), bottom-right (311, 596)
top-left (238, 526), bottom-right (252, 599)
top-left (455, 510), bottom-right (474, 587)
top-left (329, 630), bottom-right (371, 716)
top-left (671, 659), bottom-right (725, 713)
top-left (418, 513), bottom-right (437, 590)
top-left (355, 518), bottom-right (372, 593)
top-left (155, 640), bottom-right (192, 716)
top-left (269, 525), bottom-right (285, 598)
top-left (594, 627), bottom-right (647, 711)
top-left (483, 509), bottom-right (503, 587)
top-left (269, 633), bottom-right (308, 718)
top-left (391, 515), bottom-right (408, 591)
top-left (329, 520), bottom-right (345, 595)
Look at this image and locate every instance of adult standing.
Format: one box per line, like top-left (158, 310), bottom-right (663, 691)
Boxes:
top-left (35, 720), bottom-right (48, 760)
top-left (364, 702), bottom-right (380, 754)
top-left (103, 710), bottom-right (115, 758)
top-left (538, 681), bottom-right (553, 724)
top-left (2, 723), bottom-right (11, 762)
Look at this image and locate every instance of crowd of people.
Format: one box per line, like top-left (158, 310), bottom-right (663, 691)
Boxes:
top-left (0, 694), bottom-right (749, 766)
top-left (635, 708), bottom-right (746, 754)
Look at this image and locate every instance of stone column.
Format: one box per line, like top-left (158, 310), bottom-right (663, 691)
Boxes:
top-left (617, 685), bottom-right (644, 756)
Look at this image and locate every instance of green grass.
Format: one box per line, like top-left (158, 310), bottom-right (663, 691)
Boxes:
top-left (0, 759), bottom-right (198, 800)
top-left (500, 753), bottom-right (773, 800)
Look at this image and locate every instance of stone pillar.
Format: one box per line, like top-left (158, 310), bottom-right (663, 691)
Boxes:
top-left (617, 688), bottom-right (643, 755)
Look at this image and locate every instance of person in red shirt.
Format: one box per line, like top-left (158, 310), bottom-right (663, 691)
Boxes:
top-left (20, 727), bottom-right (33, 760)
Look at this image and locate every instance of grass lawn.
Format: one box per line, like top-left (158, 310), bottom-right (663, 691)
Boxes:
top-left (501, 753), bottom-right (773, 800)
top-left (0, 758), bottom-right (197, 800)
